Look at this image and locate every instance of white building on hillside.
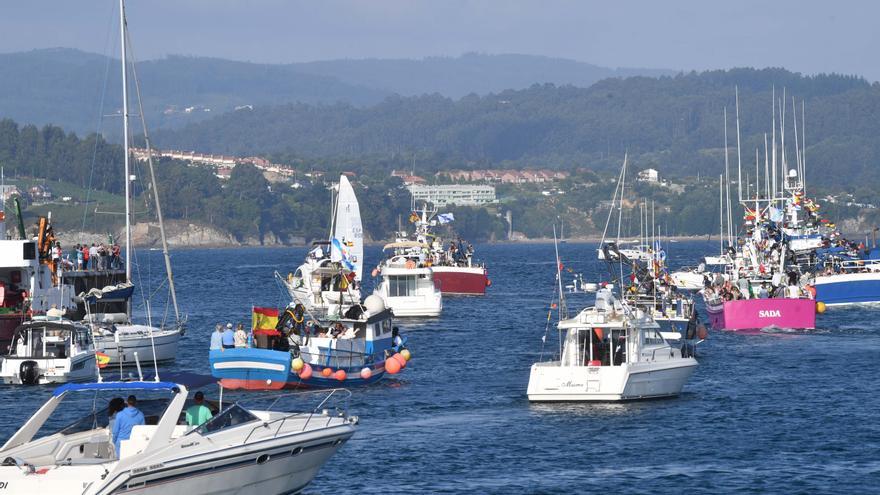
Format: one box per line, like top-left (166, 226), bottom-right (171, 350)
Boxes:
top-left (638, 168), bottom-right (660, 183)
top-left (407, 184), bottom-right (497, 206)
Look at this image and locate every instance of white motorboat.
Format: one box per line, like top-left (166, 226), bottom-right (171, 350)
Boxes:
top-left (373, 242), bottom-right (442, 317)
top-left (0, 318), bottom-right (96, 385)
top-left (0, 379), bottom-right (356, 494)
top-left (528, 289), bottom-right (698, 401)
top-left (285, 175), bottom-right (363, 314)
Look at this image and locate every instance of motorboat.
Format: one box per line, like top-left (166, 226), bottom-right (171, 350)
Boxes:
top-left (810, 246), bottom-right (880, 307)
top-left (0, 318), bottom-right (96, 385)
top-left (403, 205), bottom-right (489, 295)
top-left (372, 241), bottom-right (442, 317)
top-left (528, 289), bottom-right (698, 401)
top-left (0, 377), bottom-right (356, 494)
top-left (210, 295), bottom-right (410, 390)
top-left (284, 175), bottom-right (364, 313)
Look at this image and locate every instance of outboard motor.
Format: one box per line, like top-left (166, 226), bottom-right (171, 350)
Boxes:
top-left (19, 360), bottom-right (39, 385)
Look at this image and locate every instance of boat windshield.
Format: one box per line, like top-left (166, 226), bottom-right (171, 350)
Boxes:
top-left (191, 404), bottom-right (258, 436)
top-left (35, 394), bottom-right (174, 439)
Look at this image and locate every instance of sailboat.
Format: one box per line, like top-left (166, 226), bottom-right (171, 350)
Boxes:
top-left (86, 0), bottom-right (184, 365)
top-left (283, 175), bottom-right (363, 315)
top-left (597, 155), bottom-right (651, 262)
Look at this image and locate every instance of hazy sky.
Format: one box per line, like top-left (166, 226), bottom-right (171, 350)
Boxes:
top-left (3, 0), bottom-right (878, 79)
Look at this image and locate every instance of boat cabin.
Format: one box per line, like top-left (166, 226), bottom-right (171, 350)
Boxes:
top-left (9, 320), bottom-right (94, 359)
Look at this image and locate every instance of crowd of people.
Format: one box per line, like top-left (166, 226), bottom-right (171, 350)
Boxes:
top-left (51, 241), bottom-right (123, 271)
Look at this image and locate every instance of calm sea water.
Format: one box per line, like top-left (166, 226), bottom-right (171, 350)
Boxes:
top-left (0, 241), bottom-right (878, 494)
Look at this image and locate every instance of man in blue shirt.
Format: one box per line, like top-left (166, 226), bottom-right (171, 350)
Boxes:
top-left (209, 324), bottom-right (223, 350)
top-left (221, 323), bottom-right (235, 350)
top-left (112, 395), bottom-right (145, 456)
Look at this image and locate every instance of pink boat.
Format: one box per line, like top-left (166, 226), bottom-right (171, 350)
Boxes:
top-left (705, 297), bottom-right (816, 331)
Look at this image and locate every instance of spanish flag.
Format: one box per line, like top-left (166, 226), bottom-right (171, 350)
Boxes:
top-left (409, 212), bottom-right (419, 223)
top-left (252, 307), bottom-right (280, 330)
top-left (96, 352), bottom-right (111, 369)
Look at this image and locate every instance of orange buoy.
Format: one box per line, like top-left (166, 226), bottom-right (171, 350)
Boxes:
top-left (334, 369), bottom-right (347, 381)
top-left (400, 349), bottom-right (412, 361)
top-left (321, 367), bottom-right (333, 377)
top-left (360, 367), bottom-right (372, 380)
top-left (385, 357), bottom-right (401, 374)
top-left (816, 301), bottom-right (826, 314)
top-left (299, 363), bottom-right (313, 380)
top-left (393, 353), bottom-right (407, 368)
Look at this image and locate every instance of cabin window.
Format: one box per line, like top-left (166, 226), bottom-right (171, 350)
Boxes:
top-left (389, 275), bottom-right (416, 297)
top-left (192, 404), bottom-right (258, 436)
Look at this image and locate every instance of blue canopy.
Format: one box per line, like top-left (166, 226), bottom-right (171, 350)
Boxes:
top-left (53, 381), bottom-right (181, 397)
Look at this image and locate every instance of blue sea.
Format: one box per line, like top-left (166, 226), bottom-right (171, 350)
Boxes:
top-left (0, 241), bottom-right (878, 494)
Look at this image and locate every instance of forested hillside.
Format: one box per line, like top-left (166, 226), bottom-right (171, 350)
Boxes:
top-left (0, 49), bottom-right (669, 136)
top-left (155, 68), bottom-right (878, 190)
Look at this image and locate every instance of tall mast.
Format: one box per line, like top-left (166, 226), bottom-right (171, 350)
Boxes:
top-left (723, 107), bottom-right (731, 245)
top-left (120, 0), bottom-right (132, 285)
top-left (771, 87), bottom-right (777, 200)
top-left (735, 87), bottom-right (743, 202)
top-left (616, 154), bottom-right (627, 242)
top-left (719, 175), bottom-right (724, 255)
top-left (792, 96), bottom-right (802, 195)
top-left (801, 100), bottom-right (806, 195)
top-left (780, 91), bottom-right (787, 185)
top-left (126, 26), bottom-right (181, 324)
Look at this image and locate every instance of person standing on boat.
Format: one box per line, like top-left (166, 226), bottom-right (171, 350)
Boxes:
top-left (75, 244), bottom-right (84, 270)
top-left (112, 395), bottom-right (145, 456)
top-left (210, 324), bottom-right (223, 351)
top-left (185, 391), bottom-right (213, 427)
top-left (221, 323), bottom-right (235, 349)
top-left (88, 243), bottom-right (98, 270)
top-left (106, 397), bottom-right (126, 432)
top-left (234, 323), bottom-right (248, 348)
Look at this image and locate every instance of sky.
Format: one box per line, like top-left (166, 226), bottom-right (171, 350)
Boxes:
top-left (3, 0), bottom-right (879, 79)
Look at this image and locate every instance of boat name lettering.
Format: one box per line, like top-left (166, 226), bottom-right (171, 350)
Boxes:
top-left (758, 310), bottom-right (781, 318)
top-left (0, 482), bottom-right (7, 489)
top-left (560, 381), bottom-right (585, 388)
top-left (132, 463), bottom-right (164, 474)
top-left (181, 442), bottom-right (199, 448)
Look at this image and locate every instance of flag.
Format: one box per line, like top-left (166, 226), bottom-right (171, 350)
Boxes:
top-left (409, 212), bottom-right (419, 223)
top-left (252, 307), bottom-right (280, 330)
top-left (95, 352), bottom-right (110, 368)
top-left (769, 207), bottom-right (784, 222)
top-left (331, 238), bottom-right (355, 271)
top-left (437, 213), bottom-right (455, 224)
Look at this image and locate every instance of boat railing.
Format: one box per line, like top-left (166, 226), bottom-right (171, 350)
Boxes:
top-left (300, 345), bottom-right (386, 370)
top-left (829, 258), bottom-right (880, 273)
top-left (240, 388), bottom-right (352, 444)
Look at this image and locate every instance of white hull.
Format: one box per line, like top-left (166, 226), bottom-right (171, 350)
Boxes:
top-left (93, 325), bottom-right (181, 365)
top-left (0, 354), bottom-right (96, 385)
top-left (670, 270), bottom-right (706, 291)
top-left (527, 359), bottom-right (697, 402)
top-left (379, 295), bottom-right (443, 317)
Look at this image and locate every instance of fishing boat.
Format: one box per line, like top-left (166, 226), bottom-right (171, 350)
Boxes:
top-left (209, 295), bottom-right (410, 390)
top-left (0, 317), bottom-right (96, 385)
top-left (0, 213), bottom-right (78, 346)
top-left (372, 241), bottom-right (443, 317)
top-left (400, 205), bottom-right (489, 295)
top-left (0, 377), bottom-right (355, 494)
top-left (699, 89), bottom-right (821, 331)
top-left (527, 288), bottom-right (698, 402)
top-left (84, 0), bottom-right (185, 366)
top-left (812, 246), bottom-right (880, 306)
top-left (283, 175), bottom-right (364, 313)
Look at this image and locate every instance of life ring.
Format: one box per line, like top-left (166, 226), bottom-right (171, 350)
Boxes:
top-left (405, 260), bottom-right (416, 269)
